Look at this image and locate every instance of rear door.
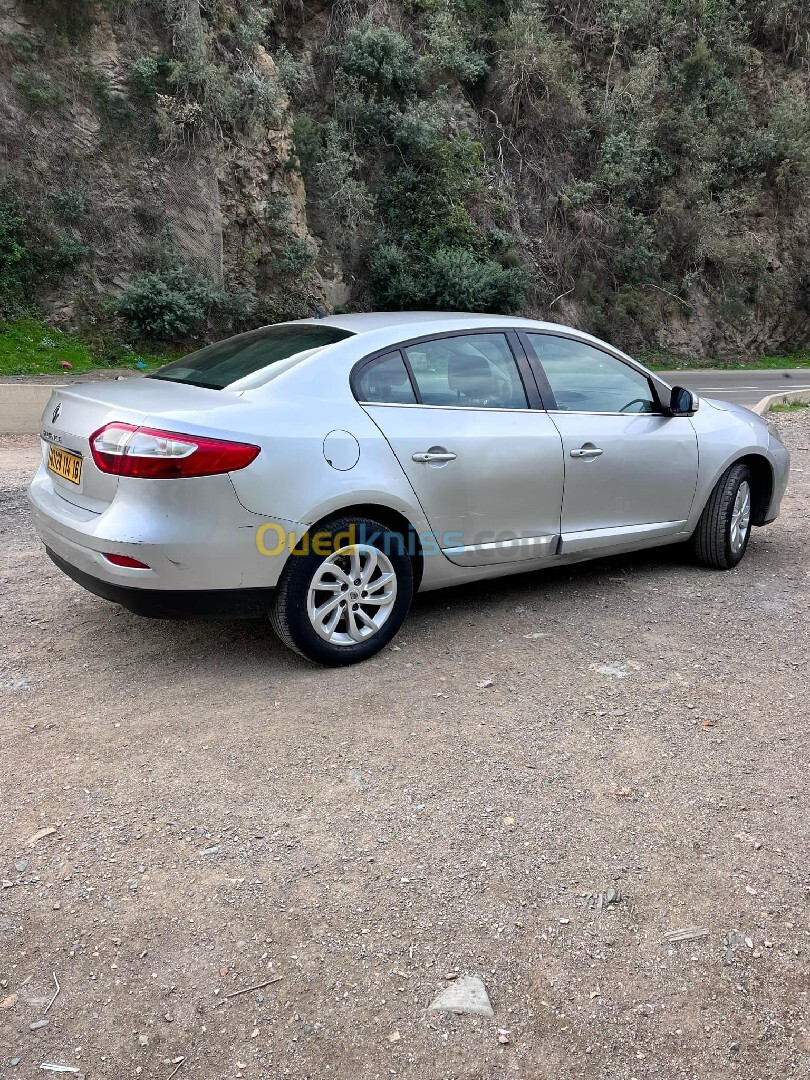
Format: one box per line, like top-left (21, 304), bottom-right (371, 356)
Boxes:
top-left (523, 333), bottom-right (699, 555)
top-left (356, 332), bottom-right (564, 566)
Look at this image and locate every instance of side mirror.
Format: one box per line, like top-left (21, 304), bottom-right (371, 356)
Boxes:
top-left (667, 385), bottom-right (698, 416)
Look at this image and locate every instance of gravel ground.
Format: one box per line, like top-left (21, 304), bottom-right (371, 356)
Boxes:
top-left (1, 416), bottom-right (809, 1079)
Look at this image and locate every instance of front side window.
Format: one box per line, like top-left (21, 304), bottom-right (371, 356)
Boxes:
top-left (150, 324), bottom-right (354, 391)
top-left (527, 334), bottom-right (657, 414)
top-left (403, 334), bottom-right (529, 409)
top-left (356, 352), bottom-right (417, 404)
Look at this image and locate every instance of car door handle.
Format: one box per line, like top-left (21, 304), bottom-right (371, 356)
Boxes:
top-left (570, 446), bottom-right (604, 459)
top-left (412, 450), bottom-right (457, 463)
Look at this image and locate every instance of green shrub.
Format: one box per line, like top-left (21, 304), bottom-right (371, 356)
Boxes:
top-left (12, 70), bottom-right (62, 108)
top-left (369, 243), bottom-right (529, 313)
top-left (0, 184), bottom-right (88, 312)
top-left (274, 46), bottom-right (314, 102)
top-left (368, 243), bottom-right (422, 307)
top-left (425, 248), bottom-right (529, 312)
top-left (224, 69), bottom-right (279, 128)
top-left (491, 5), bottom-right (582, 128)
top-left (765, 92), bottom-right (810, 191)
top-left (388, 95), bottom-right (448, 154)
top-left (423, 6), bottom-right (489, 84)
top-left (268, 237), bottom-right (317, 276)
top-left (2, 29), bottom-right (43, 62)
top-left (595, 130), bottom-right (670, 203)
top-left (0, 199), bottom-right (28, 309)
top-left (328, 14), bottom-right (532, 315)
top-left (290, 115), bottom-right (323, 177)
top-left (263, 195), bottom-right (293, 235)
top-left (251, 291), bottom-right (313, 325)
top-left (231, 8), bottom-right (271, 53)
top-left (377, 137), bottom-right (488, 256)
top-left (677, 38), bottom-right (716, 94)
top-left (128, 56), bottom-right (169, 99)
top-left (337, 19), bottom-right (418, 96)
top-left (117, 267), bottom-right (230, 340)
top-left (51, 186), bottom-right (92, 224)
top-left (313, 125), bottom-right (376, 228)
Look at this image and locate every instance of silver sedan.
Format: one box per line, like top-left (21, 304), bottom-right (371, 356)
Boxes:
top-left (28, 312), bottom-right (790, 664)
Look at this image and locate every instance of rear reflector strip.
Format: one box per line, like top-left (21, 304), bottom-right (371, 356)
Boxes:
top-left (103, 553), bottom-right (150, 569)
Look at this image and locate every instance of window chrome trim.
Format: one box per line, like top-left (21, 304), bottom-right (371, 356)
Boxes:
top-left (359, 401), bottom-right (542, 415)
top-left (350, 325), bottom-right (669, 412)
top-left (543, 409), bottom-right (666, 417)
top-left (360, 402), bottom-right (669, 417)
top-left (350, 327), bottom-right (544, 410)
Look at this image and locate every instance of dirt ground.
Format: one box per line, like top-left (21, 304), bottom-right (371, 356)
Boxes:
top-left (1, 416), bottom-right (809, 1080)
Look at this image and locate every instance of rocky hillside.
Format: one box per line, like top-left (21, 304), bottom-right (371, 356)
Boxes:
top-left (0, 0), bottom-right (808, 358)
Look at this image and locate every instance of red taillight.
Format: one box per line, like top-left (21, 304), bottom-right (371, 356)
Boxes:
top-left (90, 423), bottom-right (260, 479)
top-left (103, 552), bottom-right (150, 568)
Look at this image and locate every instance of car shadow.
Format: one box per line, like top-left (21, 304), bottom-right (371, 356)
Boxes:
top-left (50, 540), bottom-right (745, 678)
top-left (409, 543), bottom-right (689, 621)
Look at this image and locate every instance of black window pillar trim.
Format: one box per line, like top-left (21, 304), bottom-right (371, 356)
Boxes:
top-left (510, 331), bottom-right (552, 410)
top-left (397, 348), bottom-right (425, 406)
top-left (517, 331), bottom-right (559, 410)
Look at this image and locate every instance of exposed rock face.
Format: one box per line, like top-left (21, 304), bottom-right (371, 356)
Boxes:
top-left (0, 0), bottom-right (324, 318)
top-left (0, 0), bottom-right (808, 357)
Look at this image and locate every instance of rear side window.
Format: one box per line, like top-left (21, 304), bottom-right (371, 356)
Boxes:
top-left (356, 352), bottom-right (417, 404)
top-left (404, 334), bottom-right (529, 409)
top-left (150, 324), bottom-right (354, 390)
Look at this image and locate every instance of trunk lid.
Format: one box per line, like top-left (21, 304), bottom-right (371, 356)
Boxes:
top-left (39, 378), bottom-right (242, 512)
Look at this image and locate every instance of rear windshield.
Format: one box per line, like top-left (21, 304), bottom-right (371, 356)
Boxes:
top-left (149, 324), bottom-right (355, 390)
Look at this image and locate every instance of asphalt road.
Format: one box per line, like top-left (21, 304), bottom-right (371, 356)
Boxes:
top-left (660, 368), bottom-right (810, 407)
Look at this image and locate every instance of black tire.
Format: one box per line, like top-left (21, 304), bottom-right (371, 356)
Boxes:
top-left (690, 463), bottom-right (753, 569)
top-left (270, 516), bottom-right (414, 665)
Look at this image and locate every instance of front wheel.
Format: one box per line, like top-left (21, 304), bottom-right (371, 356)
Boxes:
top-left (270, 516), bottom-right (414, 665)
top-left (690, 463), bottom-right (753, 569)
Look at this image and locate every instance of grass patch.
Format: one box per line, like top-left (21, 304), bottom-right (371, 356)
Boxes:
top-left (644, 349), bottom-right (810, 371)
top-left (0, 318), bottom-right (179, 377)
top-left (770, 400), bottom-right (810, 412)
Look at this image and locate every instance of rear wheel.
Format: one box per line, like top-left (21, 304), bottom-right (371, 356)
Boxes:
top-left (690, 463), bottom-right (753, 569)
top-left (270, 516), bottom-right (414, 665)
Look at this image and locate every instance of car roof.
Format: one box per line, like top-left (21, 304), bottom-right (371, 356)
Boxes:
top-left (295, 311), bottom-right (570, 335)
top-left (288, 311), bottom-right (643, 370)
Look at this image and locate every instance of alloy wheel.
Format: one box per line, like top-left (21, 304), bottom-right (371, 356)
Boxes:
top-left (306, 544), bottom-right (398, 646)
top-left (729, 480), bottom-right (751, 554)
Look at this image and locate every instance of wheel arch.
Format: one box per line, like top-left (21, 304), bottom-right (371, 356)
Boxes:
top-left (299, 503), bottom-right (425, 590)
top-left (698, 452), bottom-right (773, 527)
top-left (732, 453), bottom-right (774, 526)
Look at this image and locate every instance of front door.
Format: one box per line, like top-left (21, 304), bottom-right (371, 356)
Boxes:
top-left (524, 333), bottom-right (699, 555)
top-left (356, 333), bottom-right (565, 566)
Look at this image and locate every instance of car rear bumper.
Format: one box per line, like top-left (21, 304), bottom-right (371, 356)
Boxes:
top-left (28, 460), bottom-right (305, 593)
top-left (46, 548), bottom-right (275, 618)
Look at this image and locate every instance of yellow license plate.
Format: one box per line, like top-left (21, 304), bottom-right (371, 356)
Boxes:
top-left (48, 445), bottom-right (83, 486)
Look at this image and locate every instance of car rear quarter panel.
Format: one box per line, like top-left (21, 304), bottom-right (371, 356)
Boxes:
top-left (224, 384), bottom-right (433, 538)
